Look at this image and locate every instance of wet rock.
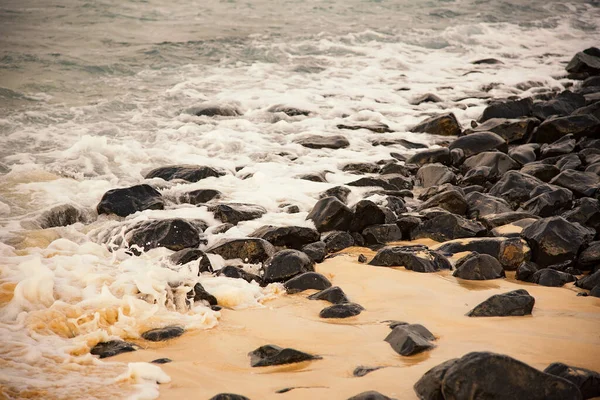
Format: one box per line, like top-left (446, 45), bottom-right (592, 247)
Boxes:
top-left (38, 203), bottom-right (90, 229)
top-left (385, 325), bottom-right (435, 356)
top-left (465, 117), bottom-right (539, 143)
top-left (349, 200), bottom-right (387, 232)
top-left (141, 326), bottom-right (185, 341)
top-left (577, 241), bottom-right (600, 270)
top-left (453, 252), bottom-right (506, 280)
top-left (375, 195), bottom-right (407, 216)
top-left (209, 203), bottom-right (267, 225)
top-left (413, 214), bottom-right (487, 242)
top-left (249, 225), bottom-right (320, 250)
top-left (520, 163), bottom-right (560, 182)
top-left (347, 174), bottom-right (413, 191)
top-left (248, 344), bottom-right (321, 367)
top-left (592, 285), bottom-right (600, 297)
top-left (284, 272), bottom-right (332, 294)
top-left (145, 165), bottom-right (226, 182)
top-left (406, 147), bottom-right (451, 166)
top-left (576, 270), bottom-right (600, 290)
top-left (509, 143), bottom-right (539, 164)
top-left (362, 224), bottom-right (403, 245)
top-left (550, 170), bottom-right (600, 198)
top-left (170, 248), bottom-right (213, 273)
top-left (480, 211), bottom-right (540, 229)
top-left (378, 162), bottom-right (410, 176)
top-left (189, 282), bottom-right (218, 305)
top-left (413, 358), bottom-right (459, 400)
top-left (466, 192), bottom-right (513, 219)
top-left (353, 366), bottom-right (385, 377)
top-left (90, 340), bottom-right (137, 358)
top-left (410, 93), bottom-right (443, 105)
top-left (479, 98), bottom-right (533, 122)
top-left (489, 171), bottom-right (551, 208)
top-left (436, 237), bottom-right (530, 270)
top-left (572, 101), bottom-right (600, 119)
top-left (531, 269), bottom-right (575, 287)
top-left (369, 245), bottom-right (452, 272)
top-left (532, 114), bottom-right (600, 144)
top-left (151, 358), bottom-right (172, 364)
top-left (516, 261), bottom-right (539, 282)
top-left (268, 104), bottom-right (310, 116)
top-left (323, 231), bottom-right (354, 253)
top-left (540, 134), bottom-right (577, 158)
top-left (320, 186), bottom-right (351, 204)
top-left (296, 135), bottom-right (350, 149)
top-left (450, 148), bottom-right (466, 166)
top-left (320, 302), bottom-right (364, 318)
top-left (302, 241), bottom-right (327, 263)
top-left (209, 394), bottom-right (250, 400)
top-left (418, 183), bottom-right (462, 201)
top-left (462, 152), bottom-right (520, 175)
top-left (410, 112), bottom-right (462, 136)
top-left (189, 103), bottom-right (241, 117)
top-left (372, 138), bottom-right (428, 149)
top-left (395, 216), bottom-right (421, 240)
top-left (298, 171), bottom-right (328, 182)
top-left (206, 238), bottom-right (275, 264)
top-left (521, 216), bottom-right (593, 267)
top-left (178, 189), bottom-right (221, 204)
top-left (217, 266), bottom-right (262, 284)
top-left (416, 163), bottom-right (456, 188)
top-left (347, 391), bottom-right (393, 400)
top-left (544, 362), bottom-right (600, 400)
top-left (467, 289), bottom-right (534, 317)
top-left (337, 121), bottom-right (393, 133)
top-left (521, 187), bottom-right (573, 217)
top-left (440, 352), bottom-right (582, 400)
top-left (566, 47), bottom-right (600, 76)
top-left (127, 219), bottom-right (202, 253)
top-left (209, 223), bottom-right (234, 235)
top-left (563, 197), bottom-right (600, 230)
top-left (342, 162), bottom-right (380, 174)
top-left (449, 131), bottom-right (507, 157)
top-left (263, 249), bottom-right (314, 284)
top-left (532, 91), bottom-right (586, 120)
top-left (307, 196), bottom-right (354, 232)
top-left (97, 184), bottom-right (163, 217)
top-left (358, 254), bottom-right (368, 263)
top-left (417, 190), bottom-right (467, 215)
top-left (308, 286), bottom-right (349, 304)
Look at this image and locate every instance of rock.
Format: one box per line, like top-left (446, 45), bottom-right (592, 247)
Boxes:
top-left (90, 340), bottom-right (137, 358)
top-left (342, 162), bottom-right (380, 174)
top-left (410, 113), bottom-right (462, 136)
top-left (467, 289), bottom-right (534, 317)
top-left (516, 261), bottom-right (539, 282)
top-left (576, 270), bottom-right (600, 290)
top-left (410, 93), bottom-right (443, 105)
top-left (440, 352), bottom-right (582, 400)
top-left (417, 190), bottom-right (467, 215)
top-left (145, 165), bottom-right (226, 182)
top-left (249, 225), bottom-right (320, 250)
top-left (297, 171), bottom-right (328, 182)
top-left (540, 134), bottom-right (577, 158)
top-left (178, 189), bottom-right (221, 204)
top-left (151, 358), bottom-right (172, 364)
top-left (532, 115), bottom-right (600, 144)
top-left (577, 241), bottom-right (600, 270)
top-left (435, 237), bottom-right (530, 270)
top-left (353, 366), bottom-right (385, 377)
top-left (418, 183), bottom-right (463, 201)
top-left (141, 326), bottom-right (185, 341)
top-left (284, 272), bottom-right (332, 294)
top-left (479, 98), bottom-right (533, 122)
top-left (268, 104), bottom-right (310, 116)
top-left (217, 266), bottom-right (262, 284)
top-left (413, 358), bottom-right (459, 400)
top-left (362, 224), bottom-right (403, 245)
top-left (563, 197), bottom-right (600, 230)
top-left (462, 152), bottom-right (520, 175)
top-left (320, 186), bottom-right (351, 204)
top-left (550, 170), bottom-right (600, 198)
top-left (544, 362), bottom-right (600, 400)
top-left (189, 103), bottom-right (241, 117)
top-left (308, 286), bottom-right (349, 304)
top-left (206, 238), bottom-right (275, 264)
top-left (450, 148), bottom-right (466, 166)
top-left (373, 138), bottom-right (428, 149)
top-left (347, 391), bottom-right (393, 400)
top-left (323, 231), bottom-right (355, 253)
top-left (378, 162), bottom-right (410, 176)
top-left (521, 216), bottom-right (593, 267)
top-left (307, 197), bottom-right (354, 232)
top-left (532, 91), bottom-right (586, 120)
top-left (189, 282), bottom-right (217, 305)
top-left (556, 154), bottom-right (582, 171)
top-left (337, 122), bottom-right (393, 133)
top-left (465, 117), bottom-right (539, 143)
top-left (466, 192), bottom-right (513, 219)
top-left (413, 214), bottom-right (487, 242)
top-left (320, 302), bottom-right (364, 318)
top-left (302, 241), bottom-right (327, 263)
top-left (531, 269), bottom-right (575, 287)
top-left (170, 248), bottom-right (213, 273)
top-left (480, 211), bottom-right (540, 229)
top-left (209, 394), bottom-right (250, 400)
top-left (592, 285), bottom-right (600, 297)
top-left (263, 249), bottom-right (314, 284)
top-left (347, 174), bottom-right (413, 191)
top-left (520, 163), bottom-right (560, 182)
top-left (358, 254), bottom-right (368, 263)
top-left (460, 166), bottom-right (500, 186)
top-left (489, 171), bottom-right (551, 208)
top-left (38, 203), bottom-right (89, 229)
top-left (462, 185), bottom-right (484, 195)
top-left (450, 131), bottom-right (507, 157)
top-left (406, 148), bottom-right (451, 166)
top-left (296, 135), bottom-right (350, 149)
top-left (369, 245), bottom-right (452, 272)
top-left (97, 184), bottom-right (164, 217)
top-left (521, 188), bottom-right (573, 217)
top-left (567, 47), bottom-right (600, 76)
top-left (349, 200), bottom-right (387, 232)
top-left (416, 164), bottom-right (456, 188)
top-left (384, 325), bottom-right (435, 356)
top-left (248, 344), bottom-right (321, 367)
top-left (572, 102), bottom-right (600, 119)
top-left (375, 195), bottom-right (407, 216)
top-left (453, 252), bottom-right (506, 280)
top-left (509, 143), bottom-right (539, 164)
top-left (209, 223), bottom-right (234, 235)
top-left (127, 219), bottom-right (201, 253)
top-left (209, 203), bottom-right (267, 225)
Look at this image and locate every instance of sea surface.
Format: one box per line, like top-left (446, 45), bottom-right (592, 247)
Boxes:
top-left (1, 0), bottom-right (600, 398)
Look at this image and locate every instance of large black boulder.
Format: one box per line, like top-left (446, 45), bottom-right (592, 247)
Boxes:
top-left (532, 114), bottom-right (600, 144)
top-left (410, 113), bottom-right (461, 136)
top-left (319, 302), bottom-right (364, 318)
top-left (369, 245), bottom-right (452, 272)
top-left (145, 165), bottom-right (226, 182)
top-left (127, 219), bottom-right (201, 253)
top-left (301, 241), bottom-right (327, 263)
top-left (577, 241), bottom-right (600, 270)
top-left (540, 135), bottom-right (577, 159)
top-left (566, 47), bottom-right (600, 76)
top-left (206, 238), bottom-right (275, 264)
top-left (362, 224), bottom-right (403, 245)
top-left (416, 164), bottom-right (457, 188)
top-left (248, 344), bottom-right (321, 367)
top-left (413, 358), bottom-right (458, 400)
top-left (449, 131), bottom-right (507, 157)
top-left (262, 249), bottom-right (314, 283)
top-left (249, 225), bottom-right (320, 249)
top-left (90, 340), bottom-right (137, 358)
top-left (296, 135), bottom-right (349, 149)
top-left (347, 174), bottom-right (413, 191)
top-left (563, 197), bottom-right (600, 231)
top-left (97, 184), bottom-right (164, 217)
top-left (284, 272), bottom-right (331, 294)
top-left (417, 190), bottom-right (467, 215)
top-left (406, 148), bottom-right (451, 166)
top-left (489, 171), bottom-right (551, 208)
top-left (306, 197), bottom-right (354, 232)
top-left (479, 98), bottom-right (533, 122)
top-left (452, 252), bottom-right (506, 280)
top-left (308, 286), bottom-right (349, 304)
top-left (209, 203), bottom-right (267, 225)
top-left (544, 362), bottom-right (600, 399)
top-left (576, 270), bottom-right (600, 290)
top-left (323, 231), bottom-right (354, 253)
top-left (349, 200), bottom-right (387, 232)
top-left (520, 187), bottom-right (573, 217)
top-left (531, 269), bottom-right (575, 287)
top-left (550, 170), bottom-right (600, 198)
top-left (467, 289), bottom-right (534, 317)
top-left (466, 192), bottom-right (513, 219)
top-left (532, 91), bottom-right (586, 120)
top-left (413, 214), bottom-right (487, 242)
top-left (384, 324), bottom-right (435, 356)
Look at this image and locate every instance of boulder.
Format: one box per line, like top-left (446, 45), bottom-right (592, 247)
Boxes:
top-left (466, 192), bottom-right (513, 219)
top-left (416, 164), bottom-right (457, 188)
top-left (301, 241), bottom-right (327, 263)
top-left (385, 325), bottom-right (435, 356)
top-left (576, 270), bottom-right (600, 290)
top-left (169, 248), bottom-right (213, 273)
top-left (396, 216), bottom-right (423, 240)
top-left (323, 231), bottom-right (355, 253)
top-left (413, 358), bottom-right (459, 400)
top-left (413, 214), bottom-right (487, 242)
top-left (532, 115), bottom-right (600, 144)
top-left (461, 152), bottom-right (520, 175)
top-left (435, 237), bottom-right (530, 270)
top-left (452, 252), bottom-right (506, 280)
top-left (369, 245), bottom-right (452, 272)
top-left (90, 340), bottom-right (137, 358)
top-left (127, 219), bottom-right (201, 253)
top-left (306, 197), bottom-right (354, 232)
top-left (38, 203), bottom-right (90, 229)
top-left (337, 121), bottom-right (392, 133)
top-left (406, 148), bottom-right (451, 166)
top-left (248, 344), bottom-right (321, 367)
top-left (540, 135), bottom-right (577, 159)
top-left (216, 266), bottom-right (262, 284)
top-left (460, 166), bottom-right (500, 186)
top-left (572, 102), bottom-right (600, 119)
top-left (467, 289), bottom-right (534, 317)
top-left (349, 200), bottom-right (387, 232)
top-left (544, 362), bottom-right (600, 400)
top-left (566, 47), bottom-right (600, 76)
top-left (479, 98), bottom-right (533, 122)
top-left (189, 103), bottom-right (241, 117)
top-left (178, 189), bottom-right (221, 205)
top-left (262, 249), bottom-right (314, 284)
top-left (489, 171), bottom-right (551, 208)
top-left (480, 211), bottom-right (540, 229)
top-left (563, 197), bottom-right (600, 231)
top-left (520, 187), bottom-right (573, 217)
top-left (509, 143), bottom-right (539, 165)
top-left (531, 269), bottom-right (575, 287)
top-left (145, 165), bottom-right (226, 182)
top-left (465, 117), bottom-right (538, 143)
top-left (556, 154), bottom-right (583, 171)
top-left (516, 261), bottom-right (539, 282)
top-left (320, 186), bottom-right (351, 204)
top-left (284, 272), bottom-right (331, 294)
top-left (417, 190), bottom-right (467, 215)
top-left (449, 131), bottom-right (507, 157)
top-left (308, 286), bottom-right (349, 304)
top-left (320, 302), bottom-right (364, 318)
top-left (532, 91), bottom-right (586, 120)
top-left (520, 163), bottom-right (560, 182)
top-left (577, 241), bottom-right (600, 270)
top-left (141, 326), bottom-right (185, 341)
top-left (410, 113), bottom-right (462, 136)
top-left (97, 184), bottom-right (163, 217)
top-left (296, 135), bottom-right (350, 149)
top-left (249, 225), bottom-right (320, 250)
top-left (550, 170), bottom-right (600, 198)
top-left (362, 224), bottom-right (403, 245)
top-left (209, 203), bottom-right (267, 225)
top-left (347, 391), bottom-right (393, 400)
top-left (347, 174), bottom-right (413, 191)
top-left (206, 238), bottom-right (275, 264)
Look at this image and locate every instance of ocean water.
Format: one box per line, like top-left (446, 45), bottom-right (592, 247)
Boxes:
top-left (1, 0), bottom-right (600, 398)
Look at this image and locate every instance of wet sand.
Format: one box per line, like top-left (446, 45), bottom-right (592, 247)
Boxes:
top-left (114, 249), bottom-right (600, 400)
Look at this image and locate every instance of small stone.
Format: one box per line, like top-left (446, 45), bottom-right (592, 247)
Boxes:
top-left (90, 340), bottom-right (137, 359)
top-left (248, 344), bottom-right (321, 367)
top-left (384, 325), bottom-right (435, 356)
top-left (453, 252), bottom-right (506, 280)
top-left (353, 366), bottom-right (385, 377)
top-left (467, 289), bottom-right (535, 317)
top-left (358, 254), bottom-right (368, 263)
top-left (151, 358), bottom-right (172, 364)
top-left (308, 286), bottom-right (349, 304)
top-left (284, 272), bottom-right (332, 294)
top-left (319, 302), bottom-right (364, 318)
top-left (97, 184), bottom-right (164, 217)
top-left (141, 326), bottom-right (185, 342)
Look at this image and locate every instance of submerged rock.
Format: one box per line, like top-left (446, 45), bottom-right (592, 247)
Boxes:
top-left (353, 366), bottom-right (385, 377)
top-left (178, 189), bottom-right (222, 204)
top-left (249, 225), bottom-right (320, 250)
top-left (189, 103), bottom-right (241, 117)
top-left (170, 248), bottom-right (213, 273)
top-left (467, 289), bottom-right (535, 317)
top-left (369, 245), bottom-right (452, 272)
top-left (308, 286), bottom-right (349, 304)
top-left (306, 197), bottom-right (354, 232)
top-left (362, 224), bottom-right (403, 244)
top-left (284, 272), bottom-right (331, 294)
top-left (90, 340), bottom-right (137, 358)
top-left (206, 238), bottom-right (275, 264)
top-left (216, 266), bottom-right (262, 284)
top-left (531, 269), bottom-right (575, 287)
top-left (209, 203), bottom-right (267, 225)
top-left (39, 203), bottom-right (90, 228)
top-left (296, 135), bottom-right (350, 149)
top-left (248, 344), bottom-right (321, 367)
top-left (141, 326), bottom-right (185, 341)
top-left (410, 113), bottom-right (462, 136)
top-left (127, 219), bottom-right (202, 253)
top-left (349, 200), bottom-right (387, 232)
top-left (434, 237), bottom-right (530, 270)
top-left (97, 184), bottom-right (164, 217)
top-left (319, 302), bottom-right (364, 318)
top-left (145, 165), bottom-right (226, 182)
top-left (413, 214), bottom-right (487, 242)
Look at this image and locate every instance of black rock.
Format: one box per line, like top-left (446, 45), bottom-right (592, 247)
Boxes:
top-left (532, 91), bottom-right (586, 120)
top-left (417, 190), bottom-right (467, 215)
top-left (509, 143), bottom-right (539, 164)
top-left (413, 358), bottom-right (459, 400)
top-left (460, 166), bottom-right (500, 186)
top-left (572, 102), bottom-right (600, 119)
top-left (520, 163), bottom-right (560, 182)
top-left (145, 165), bottom-right (226, 182)
top-left (521, 187), bottom-right (573, 217)
top-left (307, 196), bottom-right (354, 232)
top-left (406, 148), bottom-right (451, 166)
top-left (209, 223), bottom-right (234, 235)
top-left (532, 114), bottom-right (600, 144)
top-left (521, 216), bottom-right (593, 267)
top-left (531, 268), bottom-right (575, 287)
top-left (97, 184), bottom-right (164, 218)
top-left (337, 121), bottom-right (393, 133)
top-left (347, 391), bottom-right (393, 400)
top-left (296, 135), bottom-right (350, 149)
top-left (320, 185), bottom-right (352, 204)
top-left (323, 231), bottom-right (354, 253)
top-left (461, 152), bottom-right (520, 175)
top-left (353, 366), bottom-right (385, 377)
top-left (127, 219), bottom-right (201, 253)
top-left (418, 183), bottom-right (463, 201)
top-left (209, 394), bottom-right (250, 400)
top-left (410, 113), bottom-right (462, 136)
top-left (209, 203), bottom-right (266, 225)
top-left (467, 289), bottom-right (534, 317)
top-left (566, 47), bottom-right (600, 76)
top-left (249, 225), bottom-right (320, 250)
top-left (416, 163), bottom-right (457, 188)
top-left (248, 344), bottom-right (321, 367)
top-left (362, 224), bottom-right (403, 245)
top-left (413, 214), bottom-right (487, 242)
top-left (516, 261), bottom-right (540, 282)
top-left (298, 171), bottom-right (328, 182)
top-left (216, 266), bottom-right (262, 284)
top-left (576, 270), bottom-right (600, 290)
top-left (90, 340), bottom-right (137, 358)
top-left (358, 254), bottom-right (368, 263)
top-left (591, 285), bottom-right (600, 297)
top-left (435, 237), bottom-right (530, 270)
top-left (263, 249), bottom-right (314, 284)
top-left (170, 248), bottom-right (213, 273)
top-left (450, 131), bottom-right (507, 157)
top-left (38, 203), bottom-right (89, 229)
top-left (556, 153), bottom-right (583, 171)
top-left (466, 192), bottom-right (513, 219)
top-left (540, 136), bottom-right (576, 160)
top-left (453, 252), bottom-right (506, 280)
top-left (141, 326), bottom-right (185, 341)
top-left (544, 362), bottom-right (600, 400)
top-left (320, 302), bottom-right (364, 318)
top-left (347, 174), bottom-right (413, 191)
top-left (480, 211), bottom-right (540, 229)
top-left (302, 241), bottom-right (327, 263)
top-left (269, 104), bottom-right (310, 116)
top-left (369, 245), bottom-right (452, 272)
top-left (342, 162), bottom-right (381, 174)
top-left (563, 197), bottom-right (600, 231)
top-left (308, 286), bottom-right (349, 304)
top-left (550, 170), bottom-right (600, 198)
top-left (206, 238), bottom-right (275, 264)
top-left (439, 352), bottom-right (582, 400)
top-left (151, 358), bottom-right (172, 364)
top-left (189, 282), bottom-right (218, 305)
top-left (489, 171), bottom-right (551, 208)
top-left (284, 272), bottom-right (331, 294)
top-left (349, 200), bottom-right (387, 232)
top-left (189, 103), bottom-right (241, 117)
top-left (577, 241), bottom-right (600, 270)
top-left (466, 117), bottom-right (538, 143)
top-left (384, 325), bottom-right (435, 356)
top-left (479, 98), bottom-right (533, 122)
top-left (178, 189), bottom-right (221, 205)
